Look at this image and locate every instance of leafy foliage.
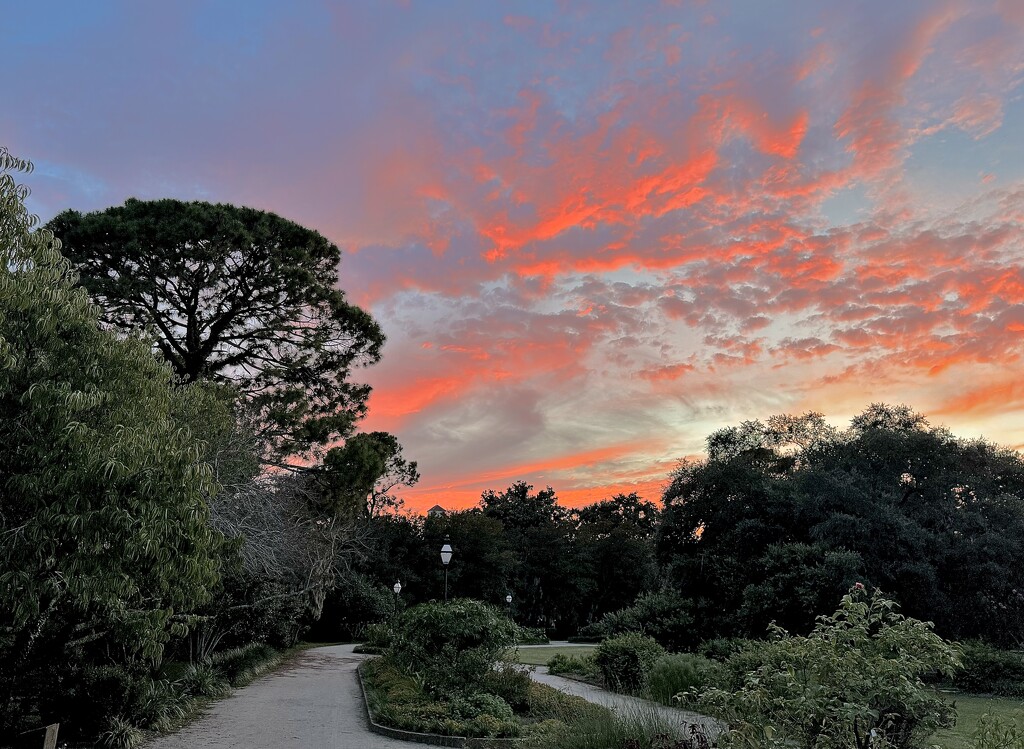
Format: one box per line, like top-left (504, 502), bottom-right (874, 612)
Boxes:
top-left (388, 599), bottom-right (519, 697)
top-left (0, 150), bottom-right (221, 738)
top-left (317, 431), bottom-right (419, 517)
top-left (647, 654), bottom-right (725, 706)
top-left (548, 652), bottom-right (602, 681)
top-left (47, 198), bottom-right (384, 457)
top-left (690, 586), bottom-right (961, 749)
top-left (594, 633), bottom-right (666, 693)
top-left (583, 591), bottom-right (696, 652)
top-left (953, 642), bottom-right (1024, 698)
top-left (658, 405), bottom-right (1024, 645)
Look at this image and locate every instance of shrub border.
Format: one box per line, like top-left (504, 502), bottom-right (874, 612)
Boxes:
top-left (355, 661), bottom-right (524, 749)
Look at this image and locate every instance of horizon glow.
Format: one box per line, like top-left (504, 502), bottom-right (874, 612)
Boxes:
top-left (5, 1), bottom-right (1024, 510)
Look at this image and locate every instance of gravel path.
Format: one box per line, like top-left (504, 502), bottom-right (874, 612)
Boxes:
top-left (146, 644), bottom-right (409, 749)
top-left (529, 667), bottom-right (723, 738)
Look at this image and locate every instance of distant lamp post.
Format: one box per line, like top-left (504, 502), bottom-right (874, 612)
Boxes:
top-left (393, 580), bottom-right (402, 618)
top-left (440, 536), bottom-right (453, 602)
top-left (505, 593), bottom-right (513, 618)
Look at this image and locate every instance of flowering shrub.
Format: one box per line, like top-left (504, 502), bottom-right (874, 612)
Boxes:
top-left (688, 586), bottom-right (961, 749)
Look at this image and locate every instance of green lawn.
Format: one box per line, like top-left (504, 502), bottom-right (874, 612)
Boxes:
top-left (510, 645), bottom-right (597, 666)
top-left (933, 692), bottom-right (1024, 749)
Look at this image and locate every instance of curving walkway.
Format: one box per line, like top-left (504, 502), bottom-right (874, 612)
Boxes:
top-left (529, 667), bottom-right (722, 737)
top-left (146, 642), bottom-right (720, 748)
top-left (146, 644), bottom-right (410, 749)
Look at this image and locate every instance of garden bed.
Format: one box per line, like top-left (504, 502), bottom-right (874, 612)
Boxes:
top-left (359, 658), bottom-right (609, 746)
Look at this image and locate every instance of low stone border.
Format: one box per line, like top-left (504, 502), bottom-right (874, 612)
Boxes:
top-left (355, 662), bottom-right (523, 748)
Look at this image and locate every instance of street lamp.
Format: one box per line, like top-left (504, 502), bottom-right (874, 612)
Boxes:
top-left (440, 536), bottom-right (453, 602)
top-left (393, 580), bottom-right (402, 619)
top-left (505, 593), bottom-right (513, 618)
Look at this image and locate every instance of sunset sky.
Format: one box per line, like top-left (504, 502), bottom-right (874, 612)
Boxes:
top-left (5, 1), bottom-right (1024, 510)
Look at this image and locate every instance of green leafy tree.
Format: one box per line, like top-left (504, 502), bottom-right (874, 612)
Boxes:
top-left (574, 493), bottom-right (660, 621)
top-left (316, 431), bottom-right (419, 517)
top-left (480, 482), bottom-right (585, 633)
top-left (0, 150), bottom-right (221, 736)
top-left (47, 198), bottom-right (385, 457)
top-left (658, 405), bottom-right (1024, 644)
top-left (693, 586), bottom-right (960, 749)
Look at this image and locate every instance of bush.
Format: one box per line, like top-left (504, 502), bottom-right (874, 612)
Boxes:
top-left (971, 713), bottom-right (1024, 749)
top-left (97, 716), bottom-right (145, 749)
top-left (519, 626), bottom-right (549, 645)
top-left (526, 681), bottom-right (607, 724)
top-left (647, 653), bottom-right (725, 705)
top-left (481, 663), bottom-right (532, 712)
top-left (450, 692), bottom-right (515, 721)
top-left (593, 632), bottom-right (665, 693)
top-left (548, 653), bottom-right (600, 680)
top-left (389, 598), bottom-right (518, 696)
top-left (362, 659), bottom-right (522, 738)
top-left (540, 704), bottom-right (705, 749)
top-left (692, 586), bottom-right (961, 749)
top-left (179, 663), bottom-right (230, 699)
top-left (584, 591), bottom-right (696, 651)
top-left (955, 642), bottom-right (1024, 697)
top-left (362, 621), bottom-right (394, 649)
top-left (131, 679), bottom-right (189, 731)
top-left (209, 642), bottom-right (279, 686)
top-left (696, 637), bottom-right (753, 662)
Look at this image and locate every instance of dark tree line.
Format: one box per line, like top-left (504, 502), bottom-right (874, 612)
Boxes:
top-left (327, 406), bottom-right (1024, 651)
top-left (313, 486), bottom-right (661, 640)
top-left (658, 405), bottom-right (1024, 646)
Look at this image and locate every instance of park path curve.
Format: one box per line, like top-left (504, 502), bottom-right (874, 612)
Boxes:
top-left (146, 641), bottom-right (720, 748)
top-left (529, 667), bottom-right (722, 737)
top-left (145, 644), bottom-right (410, 749)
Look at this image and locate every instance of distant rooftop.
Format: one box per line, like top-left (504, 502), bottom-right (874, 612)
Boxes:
top-left (427, 504), bottom-right (447, 516)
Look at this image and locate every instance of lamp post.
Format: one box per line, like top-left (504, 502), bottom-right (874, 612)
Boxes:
top-left (440, 536), bottom-right (453, 602)
top-left (505, 593), bottom-right (513, 618)
top-left (393, 580), bottom-right (402, 621)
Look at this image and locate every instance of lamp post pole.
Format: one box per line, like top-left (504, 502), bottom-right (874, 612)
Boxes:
top-left (440, 536), bottom-right (453, 603)
top-left (392, 580), bottom-right (402, 623)
top-left (505, 593), bottom-right (513, 619)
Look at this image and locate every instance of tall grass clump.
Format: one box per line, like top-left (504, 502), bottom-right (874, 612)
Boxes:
top-left (542, 705), bottom-right (705, 749)
top-left (647, 653), bottom-right (725, 706)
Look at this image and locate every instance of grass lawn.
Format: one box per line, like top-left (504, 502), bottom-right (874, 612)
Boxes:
top-left (933, 692), bottom-right (1024, 749)
top-left (511, 645), bottom-right (597, 666)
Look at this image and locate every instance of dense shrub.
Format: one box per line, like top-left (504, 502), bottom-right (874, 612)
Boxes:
top-left (362, 622), bottom-right (394, 648)
top-left (548, 653), bottom-right (601, 680)
top-left (450, 692), bottom-right (515, 722)
top-left (179, 663), bottom-right (230, 699)
top-left (519, 626), bottom-right (550, 644)
top-left (691, 586), bottom-right (961, 749)
top-left (481, 663), bottom-right (533, 712)
top-left (593, 632), bottom-right (665, 693)
top-left (582, 591), bottom-right (696, 651)
top-left (696, 637), bottom-right (753, 662)
top-left (647, 653), bottom-right (725, 705)
top-left (209, 642), bottom-right (279, 686)
top-left (388, 598), bottom-right (519, 697)
top-left (525, 681), bottom-right (608, 724)
top-left (954, 641), bottom-right (1024, 697)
